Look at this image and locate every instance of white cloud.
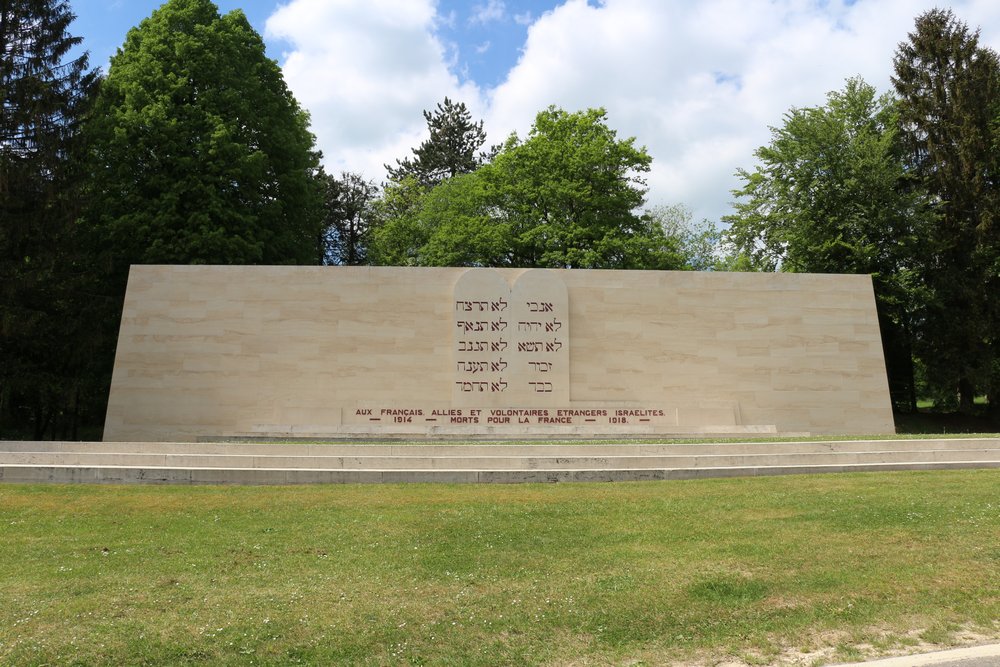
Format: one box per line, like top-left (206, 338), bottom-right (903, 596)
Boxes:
top-left (265, 0), bottom-right (1000, 223)
top-left (438, 9), bottom-right (457, 30)
top-left (470, 0), bottom-right (506, 26)
top-left (264, 0), bottom-right (482, 178)
top-left (485, 0), bottom-right (1000, 223)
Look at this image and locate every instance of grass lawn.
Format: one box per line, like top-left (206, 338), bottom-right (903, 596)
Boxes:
top-left (1, 471), bottom-right (998, 666)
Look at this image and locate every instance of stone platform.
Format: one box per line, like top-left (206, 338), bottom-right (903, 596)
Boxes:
top-left (1, 438), bottom-right (998, 485)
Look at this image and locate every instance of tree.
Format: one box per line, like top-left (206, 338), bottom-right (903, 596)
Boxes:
top-left (892, 9), bottom-right (1000, 415)
top-left (372, 106), bottom-right (683, 270)
top-left (367, 176), bottom-right (426, 266)
top-left (485, 106), bottom-right (680, 269)
top-left (369, 172), bottom-right (503, 266)
top-left (724, 77), bottom-right (933, 410)
top-left (643, 204), bottom-right (722, 271)
top-left (386, 97), bottom-right (492, 187)
top-left (388, 171), bottom-right (512, 267)
top-left (1, 0), bottom-right (100, 438)
top-left (83, 0), bottom-right (323, 270)
top-left (320, 171), bottom-right (377, 265)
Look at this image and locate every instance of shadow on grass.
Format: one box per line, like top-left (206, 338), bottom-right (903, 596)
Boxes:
top-left (894, 410), bottom-right (1000, 434)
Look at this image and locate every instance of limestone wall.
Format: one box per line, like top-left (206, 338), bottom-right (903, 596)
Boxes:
top-left (103, 265), bottom-right (895, 440)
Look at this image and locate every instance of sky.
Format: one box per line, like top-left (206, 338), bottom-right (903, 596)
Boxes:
top-left (71, 0), bottom-right (1000, 225)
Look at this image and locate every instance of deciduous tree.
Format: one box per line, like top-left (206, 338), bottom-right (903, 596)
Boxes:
top-left (724, 78), bottom-right (932, 409)
top-left (485, 107), bottom-right (677, 269)
top-left (643, 204), bottom-right (721, 271)
top-left (372, 106), bottom-right (683, 270)
top-left (321, 171), bottom-right (377, 265)
top-left (83, 0), bottom-right (323, 270)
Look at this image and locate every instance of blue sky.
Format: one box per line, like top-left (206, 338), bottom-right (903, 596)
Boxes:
top-left (68, 0), bottom-right (1000, 225)
top-left (73, 1), bottom-right (272, 70)
top-left (73, 1), bottom-right (561, 89)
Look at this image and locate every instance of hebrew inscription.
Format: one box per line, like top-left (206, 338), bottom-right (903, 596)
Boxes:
top-left (510, 270), bottom-right (569, 403)
top-left (453, 270), bottom-right (513, 404)
top-left (453, 269), bottom-right (569, 406)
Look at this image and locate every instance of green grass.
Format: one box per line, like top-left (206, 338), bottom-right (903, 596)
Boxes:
top-left (2, 471), bottom-right (999, 666)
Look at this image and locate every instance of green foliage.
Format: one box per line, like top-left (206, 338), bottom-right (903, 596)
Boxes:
top-left (724, 77), bottom-right (934, 410)
top-left (413, 172), bottom-right (512, 267)
top-left (487, 107), bottom-right (678, 269)
top-left (373, 106), bottom-right (684, 270)
top-left (320, 171), bottom-right (378, 265)
top-left (83, 0), bottom-right (323, 269)
top-left (892, 8), bottom-right (1000, 414)
top-left (643, 204), bottom-right (722, 271)
top-left (0, 0), bottom-right (102, 438)
top-left (370, 172), bottom-right (508, 266)
top-left (386, 96), bottom-right (492, 187)
top-left (368, 176), bottom-right (430, 266)
top-left (724, 77), bottom-right (928, 277)
top-left (724, 9), bottom-right (1000, 419)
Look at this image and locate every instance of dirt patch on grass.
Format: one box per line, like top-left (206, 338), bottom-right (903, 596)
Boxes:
top-left (680, 622), bottom-right (1000, 667)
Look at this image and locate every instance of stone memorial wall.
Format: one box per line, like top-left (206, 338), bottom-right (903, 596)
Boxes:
top-left (103, 265), bottom-right (895, 441)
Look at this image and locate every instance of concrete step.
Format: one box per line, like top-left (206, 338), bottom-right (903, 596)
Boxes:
top-left (225, 425), bottom-right (786, 440)
top-left (1, 439), bottom-right (999, 485)
top-left (4, 438), bottom-right (998, 457)
top-left (2, 448), bottom-right (1000, 470)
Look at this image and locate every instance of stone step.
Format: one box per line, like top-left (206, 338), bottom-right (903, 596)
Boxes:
top-left (1, 439), bottom-right (998, 485)
top-left (2, 448), bottom-right (1000, 470)
top-left (4, 438), bottom-right (997, 457)
top-left (228, 424), bottom-right (785, 440)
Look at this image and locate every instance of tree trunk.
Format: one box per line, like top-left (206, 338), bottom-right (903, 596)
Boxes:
top-left (70, 386), bottom-right (80, 441)
top-left (958, 377), bottom-right (975, 415)
top-left (32, 402), bottom-right (50, 441)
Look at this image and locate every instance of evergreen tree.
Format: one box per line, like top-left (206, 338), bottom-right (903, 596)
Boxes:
top-left (1, 0), bottom-right (100, 438)
top-left (386, 97), bottom-right (492, 187)
top-left (892, 9), bottom-right (1000, 414)
top-left (83, 0), bottom-right (323, 271)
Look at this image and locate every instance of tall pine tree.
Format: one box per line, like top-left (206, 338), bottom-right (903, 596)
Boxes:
top-left (892, 9), bottom-right (1000, 414)
top-left (386, 97), bottom-right (492, 187)
top-left (1, 0), bottom-right (99, 438)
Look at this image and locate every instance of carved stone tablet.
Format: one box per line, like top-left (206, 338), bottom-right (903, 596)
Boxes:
top-left (452, 269), bottom-right (512, 406)
top-left (509, 270), bottom-right (569, 405)
top-left (452, 269), bottom-right (570, 407)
